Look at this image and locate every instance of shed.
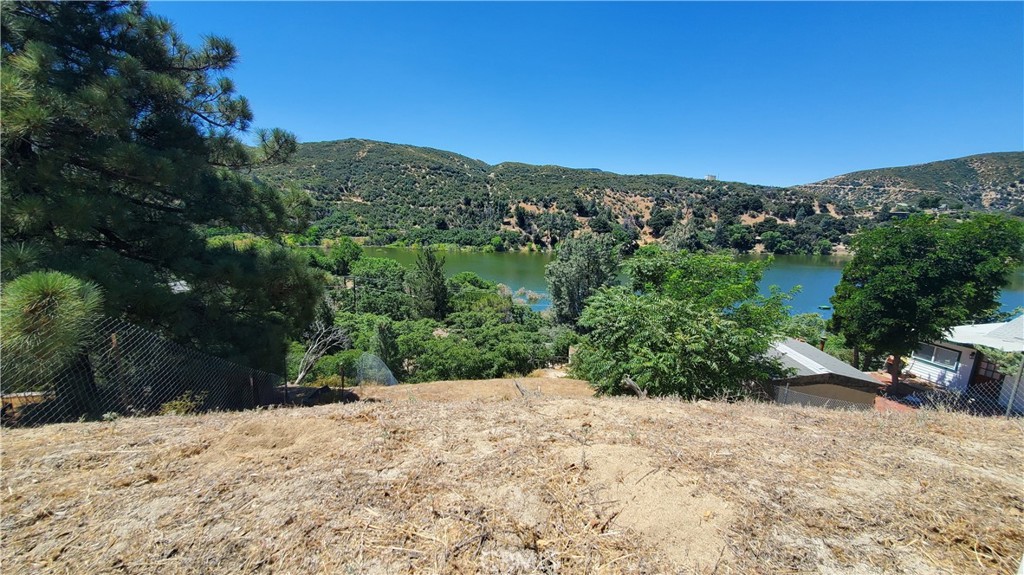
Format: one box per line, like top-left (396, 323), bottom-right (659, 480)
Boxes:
top-left (766, 338), bottom-right (881, 410)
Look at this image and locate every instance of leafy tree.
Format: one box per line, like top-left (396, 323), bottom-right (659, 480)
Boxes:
top-left (589, 213), bottom-right (613, 234)
top-left (544, 234), bottom-right (620, 325)
top-left (1, 1), bottom-right (319, 372)
top-left (305, 237), bottom-right (362, 276)
top-left (830, 214), bottom-right (1024, 379)
top-left (876, 203), bottom-right (892, 222)
top-left (513, 205), bottom-right (531, 230)
top-left (711, 221), bottom-right (729, 249)
top-left (324, 238), bottom-right (363, 275)
top-left (395, 306), bottom-right (552, 383)
top-left (647, 209), bottom-right (675, 238)
top-left (626, 246), bottom-right (774, 310)
top-left (350, 257), bottom-right (411, 318)
top-left (409, 248), bottom-right (450, 320)
top-left (572, 249), bottom-right (789, 397)
top-left (728, 224), bottom-right (756, 251)
top-left (784, 313), bottom-right (828, 343)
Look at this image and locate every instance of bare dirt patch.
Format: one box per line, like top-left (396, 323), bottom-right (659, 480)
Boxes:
top-left (2, 392), bottom-right (1022, 574)
top-left (354, 377), bottom-right (594, 402)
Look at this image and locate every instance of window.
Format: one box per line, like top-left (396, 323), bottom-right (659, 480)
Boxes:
top-left (913, 344), bottom-right (961, 369)
top-left (976, 359), bottom-right (1005, 382)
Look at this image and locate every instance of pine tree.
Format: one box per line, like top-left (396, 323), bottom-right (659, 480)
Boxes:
top-left (409, 248), bottom-right (450, 320)
top-left (1, 1), bottom-right (321, 372)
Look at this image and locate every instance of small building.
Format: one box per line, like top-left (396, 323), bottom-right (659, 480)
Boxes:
top-left (906, 315), bottom-right (1024, 415)
top-left (766, 338), bottom-right (881, 410)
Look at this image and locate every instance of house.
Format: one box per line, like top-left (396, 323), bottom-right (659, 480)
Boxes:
top-left (766, 338), bottom-right (881, 410)
top-left (905, 315), bottom-right (1024, 415)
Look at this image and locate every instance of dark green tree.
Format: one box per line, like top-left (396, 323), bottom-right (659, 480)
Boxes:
top-left (513, 205), bottom-right (531, 230)
top-left (409, 247), bottom-right (450, 320)
top-left (728, 224), bottom-right (756, 252)
top-left (350, 257), bottom-right (411, 319)
top-left (588, 213), bottom-right (613, 234)
top-left (830, 214), bottom-right (1024, 379)
top-left (646, 209), bottom-right (675, 238)
top-left (544, 234), bottom-right (620, 326)
top-left (308, 237), bottom-right (362, 276)
top-left (371, 318), bottom-right (401, 377)
top-left (1, 1), bottom-right (320, 372)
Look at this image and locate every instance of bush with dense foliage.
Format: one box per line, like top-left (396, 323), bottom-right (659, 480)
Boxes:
top-left (573, 247), bottom-right (789, 397)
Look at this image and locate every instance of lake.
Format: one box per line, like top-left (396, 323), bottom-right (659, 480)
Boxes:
top-left (363, 247), bottom-right (1024, 317)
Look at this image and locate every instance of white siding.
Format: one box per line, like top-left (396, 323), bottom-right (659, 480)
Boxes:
top-left (999, 374), bottom-right (1024, 414)
top-left (905, 342), bottom-right (976, 392)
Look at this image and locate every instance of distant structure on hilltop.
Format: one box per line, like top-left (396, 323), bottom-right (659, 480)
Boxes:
top-left (705, 174), bottom-right (717, 181)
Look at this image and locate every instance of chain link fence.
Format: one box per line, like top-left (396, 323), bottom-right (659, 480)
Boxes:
top-left (2, 316), bottom-right (283, 427)
top-left (771, 379), bottom-right (1023, 417)
top-left (771, 386), bottom-right (874, 411)
top-left (877, 380), bottom-right (1023, 417)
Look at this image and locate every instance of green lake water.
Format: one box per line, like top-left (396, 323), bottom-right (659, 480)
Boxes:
top-left (363, 247), bottom-right (1024, 318)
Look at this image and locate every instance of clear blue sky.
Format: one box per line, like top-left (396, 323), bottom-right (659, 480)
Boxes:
top-left (151, 1), bottom-right (1022, 186)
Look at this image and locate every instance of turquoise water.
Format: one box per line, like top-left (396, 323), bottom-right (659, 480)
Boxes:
top-left (363, 247), bottom-right (1024, 317)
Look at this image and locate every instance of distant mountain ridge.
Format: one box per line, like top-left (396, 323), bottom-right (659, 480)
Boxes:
top-left (256, 138), bottom-right (825, 247)
top-left (795, 152), bottom-right (1024, 210)
top-left (254, 139), bottom-right (1022, 252)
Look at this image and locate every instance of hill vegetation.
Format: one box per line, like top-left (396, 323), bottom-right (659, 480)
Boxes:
top-left (256, 140), bottom-right (1023, 254)
top-left (797, 152), bottom-right (1024, 213)
top-left (255, 139), bottom-right (868, 254)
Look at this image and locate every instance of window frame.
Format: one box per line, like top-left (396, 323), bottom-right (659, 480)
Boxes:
top-left (912, 343), bottom-right (962, 369)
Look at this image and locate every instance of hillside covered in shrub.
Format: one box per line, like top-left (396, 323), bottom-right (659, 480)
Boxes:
top-left (256, 139), bottom-right (869, 253)
top-left (797, 152), bottom-right (1024, 212)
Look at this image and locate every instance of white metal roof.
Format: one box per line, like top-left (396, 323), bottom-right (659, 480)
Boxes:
top-left (946, 315), bottom-right (1024, 353)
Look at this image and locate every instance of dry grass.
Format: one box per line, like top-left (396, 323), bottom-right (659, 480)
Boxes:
top-left (2, 381), bottom-right (1022, 574)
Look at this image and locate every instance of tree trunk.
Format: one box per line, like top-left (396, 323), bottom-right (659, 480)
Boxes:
top-left (60, 352), bottom-right (99, 419)
top-left (887, 354), bottom-right (902, 386)
top-left (852, 346), bottom-right (860, 369)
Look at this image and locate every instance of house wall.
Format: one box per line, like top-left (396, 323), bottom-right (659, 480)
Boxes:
top-left (998, 373), bottom-right (1024, 415)
top-left (772, 378), bottom-right (878, 408)
top-left (905, 342), bottom-right (977, 392)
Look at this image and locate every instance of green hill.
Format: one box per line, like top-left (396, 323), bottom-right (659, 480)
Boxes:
top-left (796, 152), bottom-right (1024, 211)
top-left (255, 139), bottom-right (848, 251)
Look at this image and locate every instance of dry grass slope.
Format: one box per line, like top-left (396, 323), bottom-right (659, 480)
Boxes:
top-left (3, 380), bottom-right (1023, 574)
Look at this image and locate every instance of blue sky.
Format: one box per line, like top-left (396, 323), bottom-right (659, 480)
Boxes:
top-left (151, 1), bottom-right (1022, 186)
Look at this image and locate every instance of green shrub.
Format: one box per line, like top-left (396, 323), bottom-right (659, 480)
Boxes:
top-left (159, 392), bottom-right (207, 416)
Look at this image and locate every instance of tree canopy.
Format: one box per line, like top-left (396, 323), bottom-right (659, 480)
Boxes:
top-left (829, 214), bottom-right (1024, 366)
top-left (544, 234), bottom-right (620, 326)
top-left (0, 1), bottom-right (320, 372)
top-left (573, 247), bottom-right (790, 397)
